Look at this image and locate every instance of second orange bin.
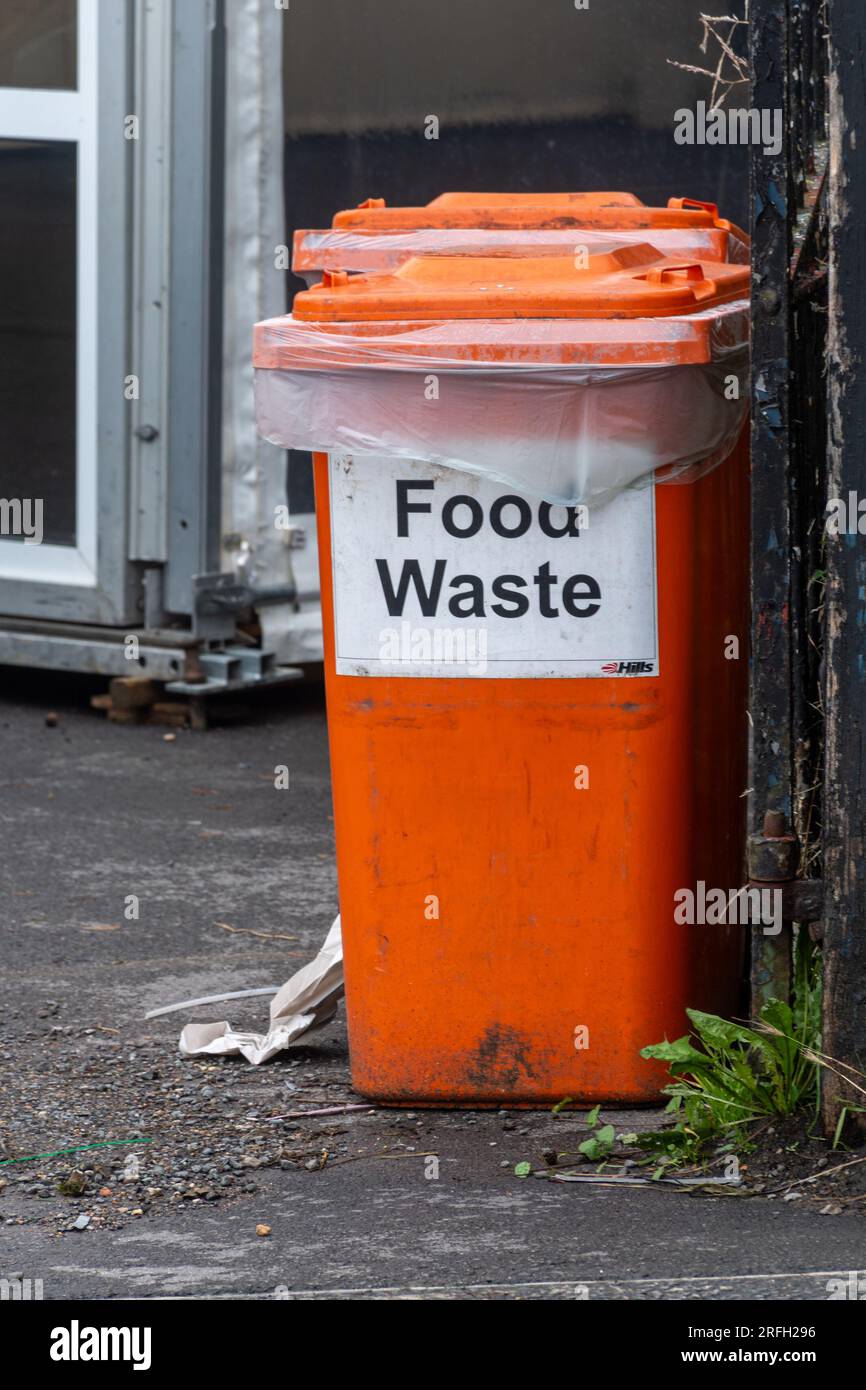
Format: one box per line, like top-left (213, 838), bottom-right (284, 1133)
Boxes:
top-left (293, 191), bottom-right (748, 282)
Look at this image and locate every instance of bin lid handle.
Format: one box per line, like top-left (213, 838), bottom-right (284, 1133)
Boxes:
top-left (644, 263), bottom-right (719, 300)
top-left (667, 196), bottom-right (720, 220)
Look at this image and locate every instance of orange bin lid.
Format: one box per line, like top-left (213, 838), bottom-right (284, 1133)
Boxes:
top-left (291, 225), bottom-right (743, 278)
top-left (331, 192), bottom-right (746, 239)
top-left (292, 244), bottom-right (749, 322)
top-left (426, 191), bottom-right (644, 210)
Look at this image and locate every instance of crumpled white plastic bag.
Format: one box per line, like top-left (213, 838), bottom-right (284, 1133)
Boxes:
top-left (179, 916), bottom-right (343, 1065)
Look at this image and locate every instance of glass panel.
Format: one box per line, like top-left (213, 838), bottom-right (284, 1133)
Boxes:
top-left (0, 1), bottom-right (77, 91)
top-left (0, 139), bottom-right (77, 547)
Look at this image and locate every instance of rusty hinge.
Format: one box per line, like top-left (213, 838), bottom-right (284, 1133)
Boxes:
top-left (746, 810), bottom-right (823, 923)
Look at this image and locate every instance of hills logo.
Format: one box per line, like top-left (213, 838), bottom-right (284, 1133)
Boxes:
top-left (601, 660), bottom-right (655, 675)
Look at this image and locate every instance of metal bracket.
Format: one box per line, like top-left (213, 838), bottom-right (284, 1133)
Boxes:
top-left (746, 878), bottom-right (824, 924)
top-left (165, 644), bottom-right (303, 697)
top-left (192, 572), bottom-right (297, 638)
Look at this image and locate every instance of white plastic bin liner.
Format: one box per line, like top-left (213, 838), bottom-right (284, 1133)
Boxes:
top-left (253, 306), bottom-right (748, 507)
top-left (294, 226), bottom-right (749, 286)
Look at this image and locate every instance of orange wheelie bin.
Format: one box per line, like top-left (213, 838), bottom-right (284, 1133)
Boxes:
top-left (254, 236), bottom-right (750, 1106)
top-left (292, 191), bottom-right (748, 283)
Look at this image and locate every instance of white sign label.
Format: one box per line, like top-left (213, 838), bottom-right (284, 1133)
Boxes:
top-left (330, 454), bottom-right (658, 679)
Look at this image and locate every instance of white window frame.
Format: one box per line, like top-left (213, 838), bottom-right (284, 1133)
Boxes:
top-left (0, 0), bottom-right (100, 588)
top-left (0, 0), bottom-right (225, 632)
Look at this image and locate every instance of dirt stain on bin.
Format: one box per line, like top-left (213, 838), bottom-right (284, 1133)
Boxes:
top-left (463, 1023), bottom-right (543, 1092)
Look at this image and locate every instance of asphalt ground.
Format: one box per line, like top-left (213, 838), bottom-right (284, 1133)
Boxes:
top-left (1, 667), bottom-right (864, 1302)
